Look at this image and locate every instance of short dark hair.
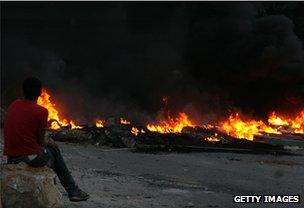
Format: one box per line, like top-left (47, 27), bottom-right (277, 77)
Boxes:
top-left (22, 77), bottom-right (42, 100)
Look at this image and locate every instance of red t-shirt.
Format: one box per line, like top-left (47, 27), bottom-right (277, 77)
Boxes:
top-left (3, 99), bottom-right (48, 156)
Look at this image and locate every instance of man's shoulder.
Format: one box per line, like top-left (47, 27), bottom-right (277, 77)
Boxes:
top-left (8, 99), bottom-right (24, 110)
top-left (9, 99), bottom-right (48, 115)
top-left (34, 103), bottom-right (48, 115)
top-left (10, 99), bottom-right (23, 106)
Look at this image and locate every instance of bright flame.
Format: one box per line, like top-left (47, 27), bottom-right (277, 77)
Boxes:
top-left (292, 110), bottom-right (304, 133)
top-left (220, 113), bottom-right (280, 140)
top-left (120, 118), bottom-right (131, 125)
top-left (147, 112), bottom-right (195, 133)
top-left (37, 88), bottom-right (304, 140)
top-left (131, 127), bottom-right (145, 136)
top-left (204, 137), bottom-right (220, 142)
top-left (70, 121), bottom-right (82, 129)
top-left (131, 127), bottom-right (139, 136)
top-left (268, 112), bottom-right (289, 126)
top-left (37, 89), bottom-right (81, 129)
top-left (95, 119), bottom-right (104, 128)
top-left (268, 110), bottom-right (304, 133)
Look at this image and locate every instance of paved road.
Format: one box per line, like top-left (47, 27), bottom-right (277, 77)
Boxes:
top-left (58, 143), bottom-right (304, 208)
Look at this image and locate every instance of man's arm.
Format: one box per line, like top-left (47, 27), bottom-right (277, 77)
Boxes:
top-left (38, 108), bottom-right (59, 150)
top-left (38, 128), bottom-right (60, 150)
top-left (38, 128), bottom-right (47, 146)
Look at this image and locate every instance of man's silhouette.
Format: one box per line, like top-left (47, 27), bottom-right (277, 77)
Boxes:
top-left (3, 77), bottom-right (89, 202)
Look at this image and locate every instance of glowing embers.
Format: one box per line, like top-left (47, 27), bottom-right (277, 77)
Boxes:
top-left (37, 89), bottom-right (82, 129)
top-left (204, 137), bottom-right (221, 143)
top-left (203, 133), bottom-right (221, 143)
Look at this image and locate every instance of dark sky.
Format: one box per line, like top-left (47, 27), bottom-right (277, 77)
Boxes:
top-left (1, 2), bottom-right (304, 124)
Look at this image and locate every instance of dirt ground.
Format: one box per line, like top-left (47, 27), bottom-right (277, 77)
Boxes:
top-left (54, 142), bottom-right (304, 208)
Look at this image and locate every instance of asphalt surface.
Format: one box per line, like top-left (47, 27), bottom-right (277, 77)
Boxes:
top-left (56, 143), bottom-right (304, 208)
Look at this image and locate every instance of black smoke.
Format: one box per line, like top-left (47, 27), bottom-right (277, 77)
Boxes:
top-left (1, 2), bottom-right (304, 124)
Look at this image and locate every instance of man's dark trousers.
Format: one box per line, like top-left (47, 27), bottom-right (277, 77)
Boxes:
top-left (7, 146), bottom-right (78, 194)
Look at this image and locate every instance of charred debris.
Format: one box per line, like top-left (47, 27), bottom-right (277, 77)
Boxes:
top-left (45, 118), bottom-right (303, 156)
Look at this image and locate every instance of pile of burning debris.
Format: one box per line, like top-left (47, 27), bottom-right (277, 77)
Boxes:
top-left (44, 117), bottom-right (302, 155)
top-left (39, 89), bottom-right (304, 155)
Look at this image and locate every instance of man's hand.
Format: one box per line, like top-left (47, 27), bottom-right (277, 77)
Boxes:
top-left (38, 128), bottom-right (60, 151)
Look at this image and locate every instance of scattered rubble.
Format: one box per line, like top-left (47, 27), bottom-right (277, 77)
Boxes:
top-left (46, 123), bottom-right (303, 155)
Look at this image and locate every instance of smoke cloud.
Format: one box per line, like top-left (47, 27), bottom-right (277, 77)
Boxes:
top-left (2, 2), bottom-right (304, 124)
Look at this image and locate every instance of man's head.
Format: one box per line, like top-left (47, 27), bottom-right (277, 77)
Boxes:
top-left (22, 77), bottom-right (42, 101)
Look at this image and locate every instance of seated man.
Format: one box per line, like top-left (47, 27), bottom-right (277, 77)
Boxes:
top-left (3, 77), bottom-right (89, 202)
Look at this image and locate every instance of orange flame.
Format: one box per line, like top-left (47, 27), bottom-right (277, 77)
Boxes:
top-left (201, 124), bottom-right (214, 129)
top-left (70, 121), bottom-right (82, 129)
top-left (268, 110), bottom-right (304, 133)
top-left (268, 112), bottom-right (289, 126)
top-left (130, 127), bottom-right (145, 136)
top-left (37, 88), bottom-right (304, 140)
top-left (147, 112), bottom-right (195, 133)
top-left (95, 119), bottom-right (104, 128)
top-left (131, 127), bottom-right (139, 136)
top-left (120, 118), bottom-right (131, 125)
top-left (204, 136), bottom-right (220, 142)
top-left (220, 113), bottom-right (280, 140)
top-left (291, 110), bottom-right (304, 133)
top-left (37, 89), bottom-right (81, 129)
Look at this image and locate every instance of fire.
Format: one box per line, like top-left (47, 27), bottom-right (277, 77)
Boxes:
top-left (147, 112), bottom-right (195, 133)
top-left (70, 121), bottom-right (82, 129)
top-left (201, 124), bottom-right (214, 129)
top-left (221, 114), bottom-right (261, 140)
top-left (131, 127), bottom-right (139, 136)
top-left (220, 113), bottom-right (280, 140)
top-left (212, 109), bottom-right (304, 141)
top-left (292, 110), bottom-right (304, 133)
top-left (204, 137), bottom-right (220, 142)
top-left (268, 112), bottom-right (289, 126)
top-left (37, 89), bottom-right (81, 129)
top-left (95, 119), bottom-right (104, 128)
top-left (120, 118), bottom-right (131, 125)
top-left (37, 88), bottom-right (304, 140)
top-left (268, 110), bottom-right (304, 133)
top-left (131, 127), bottom-right (145, 136)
